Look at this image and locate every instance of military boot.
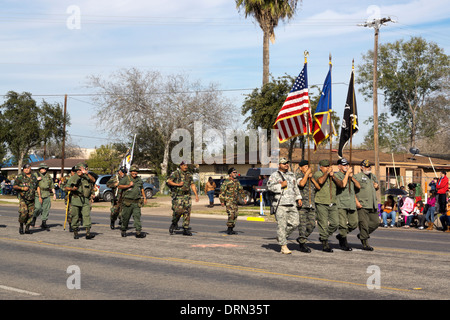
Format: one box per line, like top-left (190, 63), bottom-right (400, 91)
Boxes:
top-left (135, 231), bottom-right (146, 238)
top-left (321, 239), bottom-right (333, 252)
top-left (30, 216), bottom-right (37, 227)
top-left (19, 223), bottom-right (24, 235)
top-left (280, 245), bottom-right (292, 254)
top-left (336, 234), bottom-right (352, 251)
top-left (110, 220), bottom-right (115, 230)
top-left (25, 224), bottom-right (31, 234)
top-left (227, 227), bottom-right (236, 235)
top-left (85, 228), bottom-right (95, 239)
top-left (73, 229), bottom-right (79, 239)
top-left (169, 223), bottom-right (176, 235)
top-left (121, 230), bottom-right (127, 237)
top-left (183, 228), bottom-right (192, 236)
top-left (361, 239), bottom-right (374, 251)
top-left (40, 220), bottom-right (49, 229)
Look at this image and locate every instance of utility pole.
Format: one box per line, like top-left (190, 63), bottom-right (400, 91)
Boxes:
top-left (61, 94), bottom-right (67, 178)
top-left (359, 17), bottom-right (394, 200)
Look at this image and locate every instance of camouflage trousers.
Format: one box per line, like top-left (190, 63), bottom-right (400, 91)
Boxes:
top-left (275, 205), bottom-right (299, 246)
top-left (172, 196), bottom-right (191, 229)
top-left (110, 200), bottom-right (122, 222)
top-left (18, 199), bottom-right (35, 225)
top-left (297, 207), bottom-right (316, 244)
top-left (225, 202), bottom-right (239, 228)
top-left (33, 196), bottom-right (51, 221)
top-left (338, 208), bottom-right (358, 237)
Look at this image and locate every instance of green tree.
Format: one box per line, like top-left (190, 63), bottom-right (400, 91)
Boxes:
top-left (87, 144), bottom-right (122, 174)
top-left (0, 91), bottom-right (69, 173)
top-left (356, 36), bottom-right (450, 148)
top-left (235, 0), bottom-right (301, 85)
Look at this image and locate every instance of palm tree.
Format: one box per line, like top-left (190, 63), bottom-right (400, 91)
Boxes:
top-left (236, 0), bottom-right (301, 86)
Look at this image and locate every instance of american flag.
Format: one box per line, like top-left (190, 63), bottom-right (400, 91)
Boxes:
top-left (273, 63), bottom-right (312, 143)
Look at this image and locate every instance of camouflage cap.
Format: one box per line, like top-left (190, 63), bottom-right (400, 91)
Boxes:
top-left (279, 157), bottom-right (290, 164)
top-left (38, 162), bottom-right (49, 169)
top-left (129, 165), bottom-right (139, 172)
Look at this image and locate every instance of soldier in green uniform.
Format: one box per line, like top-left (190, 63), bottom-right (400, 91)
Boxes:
top-left (267, 158), bottom-right (302, 254)
top-left (62, 166), bottom-right (76, 232)
top-left (118, 165), bottom-right (146, 238)
top-left (64, 163), bottom-right (96, 239)
top-left (167, 161), bottom-right (199, 236)
top-left (334, 158), bottom-right (361, 251)
top-left (31, 163), bottom-right (56, 229)
top-left (313, 159), bottom-right (342, 252)
top-left (219, 167), bottom-right (247, 235)
top-left (296, 160), bottom-right (320, 253)
top-left (106, 166), bottom-right (127, 230)
top-left (354, 159), bottom-right (379, 251)
top-left (13, 164), bottom-right (38, 235)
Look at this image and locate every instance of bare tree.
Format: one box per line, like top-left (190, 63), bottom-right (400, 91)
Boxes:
top-left (86, 68), bottom-right (235, 176)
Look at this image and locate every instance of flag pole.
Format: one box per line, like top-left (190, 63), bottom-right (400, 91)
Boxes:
top-left (329, 53), bottom-right (333, 199)
top-left (304, 50), bottom-right (312, 207)
top-left (349, 59), bottom-right (355, 194)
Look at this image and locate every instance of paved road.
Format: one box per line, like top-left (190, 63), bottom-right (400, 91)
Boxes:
top-left (0, 199), bottom-right (449, 311)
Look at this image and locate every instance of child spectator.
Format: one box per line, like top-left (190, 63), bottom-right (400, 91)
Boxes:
top-left (425, 191), bottom-right (437, 230)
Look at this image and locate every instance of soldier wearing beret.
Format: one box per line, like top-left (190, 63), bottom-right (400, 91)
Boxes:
top-left (219, 167), bottom-right (247, 235)
top-left (267, 158), bottom-right (302, 254)
top-left (64, 163), bottom-right (96, 239)
top-left (296, 159), bottom-right (320, 253)
top-left (354, 160), bottom-right (379, 251)
top-left (31, 162), bottom-right (56, 230)
top-left (167, 161), bottom-right (199, 236)
top-left (334, 158), bottom-right (361, 251)
top-left (313, 159), bottom-right (342, 252)
top-left (118, 165), bottom-right (146, 238)
top-left (13, 164), bottom-right (38, 235)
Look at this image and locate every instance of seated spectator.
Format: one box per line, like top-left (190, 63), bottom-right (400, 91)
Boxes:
top-left (413, 200), bottom-right (426, 229)
top-left (381, 195), bottom-right (397, 227)
top-left (401, 185), bottom-right (415, 228)
top-left (425, 191), bottom-right (437, 230)
top-left (439, 202), bottom-right (450, 233)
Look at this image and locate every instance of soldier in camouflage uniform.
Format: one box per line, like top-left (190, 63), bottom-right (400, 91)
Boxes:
top-left (268, 158), bottom-right (302, 254)
top-left (31, 162), bottom-right (56, 229)
top-left (62, 167), bottom-right (76, 232)
top-left (219, 167), bottom-right (247, 235)
top-left (64, 163), bottom-right (96, 240)
top-left (296, 160), bottom-right (320, 253)
top-left (167, 161), bottom-right (199, 236)
top-left (106, 166), bottom-right (127, 230)
top-left (13, 164), bottom-right (39, 235)
top-left (118, 165), bottom-right (146, 238)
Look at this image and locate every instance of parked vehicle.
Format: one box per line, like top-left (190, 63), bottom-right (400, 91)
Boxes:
top-left (213, 167), bottom-right (278, 204)
top-left (94, 174), bottom-right (160, 202)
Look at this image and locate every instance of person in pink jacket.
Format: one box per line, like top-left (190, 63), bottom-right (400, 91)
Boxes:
top-left (401, 184), bottom-right (416, 228)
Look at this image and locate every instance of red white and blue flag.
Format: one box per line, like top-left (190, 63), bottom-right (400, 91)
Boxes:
top-left (273, 63), bottom-right (312, 143)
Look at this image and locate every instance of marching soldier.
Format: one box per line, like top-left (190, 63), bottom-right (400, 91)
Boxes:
top-left (64, 163), bottom-right (96, 240)
top-left (31, 162), bottom-right (56, 229)
top-left (296, 160), bottom-right (320, 253)
top-left (267, 158), bottom-right (302, 254)
top-left (354, 159), bottom-right (379, 251)
top-left (118, 165), bottom-right (146, 238)
top-left (313, 159), bottom-right (342, 252)
top-left (167, 161), bottom-right (199, 236)
top-left (219, 167), bottom-right (247, 235)
top-left (62, 166), bottom-right (76, 232)
top-left (106, 166), bottom-right (127, 230)
top-left (334, 158), bottom-right (361, 251)
top-left (13, 164), bottom-right (38, 235)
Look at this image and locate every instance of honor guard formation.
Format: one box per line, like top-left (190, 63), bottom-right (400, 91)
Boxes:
top-left (8, 158), bottom-right (450, 253)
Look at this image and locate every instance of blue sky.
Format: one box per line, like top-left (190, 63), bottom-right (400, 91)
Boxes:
top-left (1, 0), bottom-right (449, 150)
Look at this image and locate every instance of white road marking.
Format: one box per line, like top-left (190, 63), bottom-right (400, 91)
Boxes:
top-left (0, 284), bottom-right (41, 296)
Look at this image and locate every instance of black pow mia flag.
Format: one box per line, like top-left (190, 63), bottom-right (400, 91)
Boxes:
top-left (338, 69), bottom-right (358, 159)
